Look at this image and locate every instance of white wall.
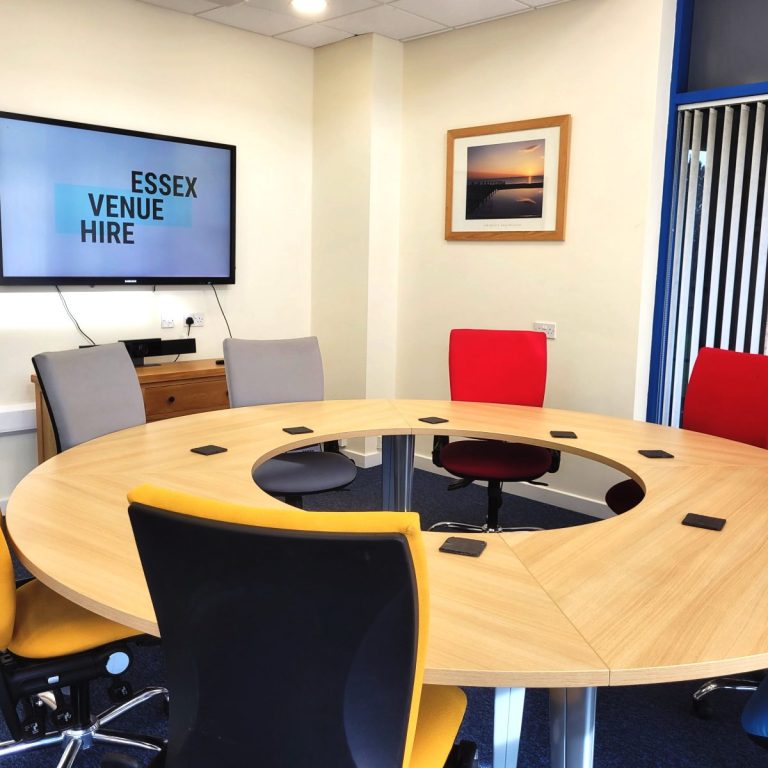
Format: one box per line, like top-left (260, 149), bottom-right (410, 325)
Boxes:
top-left (313, 34), bottom-right (403, 464)
top-left (0, 0), bottom-right (314, 498)
top-left (394, 0), bottom-right (673, 506)
top-left (312, 36), bottom-right (376, 401)
top-left (0, 0), bottom-right (677, 511)
top-left (312, 35), bottom-right (402, 402)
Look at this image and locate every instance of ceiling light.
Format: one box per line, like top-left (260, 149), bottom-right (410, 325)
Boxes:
top-left (291, 0), bottom-right (327, 15)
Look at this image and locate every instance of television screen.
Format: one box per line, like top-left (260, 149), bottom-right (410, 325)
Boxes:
top-left (0, 112), bottom-right (235, 285)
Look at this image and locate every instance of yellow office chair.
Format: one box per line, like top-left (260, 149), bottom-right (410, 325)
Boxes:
top-left (0, 529), bottom-right (167, 766)
top-left (122, 484), bottom-right (476, 768)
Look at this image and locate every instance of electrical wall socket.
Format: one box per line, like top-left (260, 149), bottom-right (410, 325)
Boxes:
top-left (533, 321), bottom-right (557, 340)
top-left (191, 313), bottom-right (204, 327)
top-left (160, 315), bottom-right (175, 329)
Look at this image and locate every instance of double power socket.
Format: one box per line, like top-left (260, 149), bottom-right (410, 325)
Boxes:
top-left (533, 321), bottom-right (557, 340)
top-left (161, 313), bottom-right (204, 329)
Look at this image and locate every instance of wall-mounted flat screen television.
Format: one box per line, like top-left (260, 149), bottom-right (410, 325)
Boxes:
top-left (0, 111), bottom-right (235, 285)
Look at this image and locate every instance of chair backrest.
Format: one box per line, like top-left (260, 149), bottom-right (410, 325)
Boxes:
top-left (223, 337), bottom-right (324, 408)
top-left (127, 484), bottom-right (428, 768)
top-left (449, 329), bottom-right (547, 406)
top-left (682, 347), bottom-right (768, 448)
top-left (32, 343), bottom-right (146, 452)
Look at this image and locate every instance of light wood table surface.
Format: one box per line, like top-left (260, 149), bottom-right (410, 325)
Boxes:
top-left (7, 399), bottom-right (768, 768)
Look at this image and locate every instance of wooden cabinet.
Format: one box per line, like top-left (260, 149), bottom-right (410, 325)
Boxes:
top-left (32, 359), bottom-right (229, 463)
top-left (140, 367), bottom-right (230, 421)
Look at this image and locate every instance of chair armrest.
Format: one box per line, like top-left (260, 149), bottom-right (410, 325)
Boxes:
top-left (548, 449), bottom-right (561, 474)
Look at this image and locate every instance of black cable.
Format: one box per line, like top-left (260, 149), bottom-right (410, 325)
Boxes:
top-left (172, 319), bottom-right (193, 363)
top-left (210, 283), bottom-right (233, 338)
top-left (56, 286), bottom-right (96, 345)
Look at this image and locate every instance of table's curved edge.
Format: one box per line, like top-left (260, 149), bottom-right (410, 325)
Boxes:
top-left (11, 544), bottom-right (161, 638)
top-left (8, 398), bottom-right (768, 689)
top-left (608, 653), bottom-right (768, 686)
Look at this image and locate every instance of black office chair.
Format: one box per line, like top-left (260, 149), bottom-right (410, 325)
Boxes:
top-left (0, 527), bottom-right (166, 766)
top-left (119, 483), bottom-right (476, 768)
top-left (223, 337), bottom-right (357, 508)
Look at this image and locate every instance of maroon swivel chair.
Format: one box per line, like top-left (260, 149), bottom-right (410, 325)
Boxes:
top-left (606, 346), bottom-right (768, 515)
top-left (430, 329), bottom-right (560, 533)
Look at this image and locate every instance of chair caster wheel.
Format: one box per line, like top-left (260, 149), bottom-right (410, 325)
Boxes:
top-left (692, 698), bottom-right (713, 719)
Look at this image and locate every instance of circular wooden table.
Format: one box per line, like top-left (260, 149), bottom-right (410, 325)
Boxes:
top-left (7, 399), bottom-right (768, 768)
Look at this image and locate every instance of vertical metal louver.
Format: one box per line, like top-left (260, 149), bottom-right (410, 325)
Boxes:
top-left (659, 97), bottom-right (768, 426)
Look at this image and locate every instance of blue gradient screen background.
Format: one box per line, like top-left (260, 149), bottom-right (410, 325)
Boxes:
top-left (0, 116), bottom-right (233, 280)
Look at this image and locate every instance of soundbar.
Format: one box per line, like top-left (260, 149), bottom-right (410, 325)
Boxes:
top-left (119, 337), bottom-right (197, 367)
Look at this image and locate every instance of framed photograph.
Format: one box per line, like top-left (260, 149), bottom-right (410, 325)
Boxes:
top-left (445, 115), bottom-right (570, 241)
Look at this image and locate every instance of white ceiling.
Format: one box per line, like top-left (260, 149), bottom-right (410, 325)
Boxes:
top-left (137, 0), bottom-right (572, 48)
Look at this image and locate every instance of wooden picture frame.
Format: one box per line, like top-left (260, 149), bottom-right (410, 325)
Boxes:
top-left (445, 114), bottom-right (570, 241)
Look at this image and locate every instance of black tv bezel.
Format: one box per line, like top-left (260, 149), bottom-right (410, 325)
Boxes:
top-left (0, 110), bottom-right (236, 286)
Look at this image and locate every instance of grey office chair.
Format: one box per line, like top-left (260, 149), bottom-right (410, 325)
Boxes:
top-left (32, 343), bottom-right (146, 453)
top-left (223, 337), bottom-right (357, 507)
top-left (23, 343), bottom-right (167, 764)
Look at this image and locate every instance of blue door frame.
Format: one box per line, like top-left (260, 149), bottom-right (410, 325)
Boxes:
top-left (645, 0), bottom-right (768, 423)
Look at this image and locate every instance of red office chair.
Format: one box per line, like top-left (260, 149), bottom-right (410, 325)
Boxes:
top-left (430, 329), bottom-right (560, 533)
top-left (606, 347), bottom-right (768, 515)
top-left (602, 348), bottom-right (768, 719)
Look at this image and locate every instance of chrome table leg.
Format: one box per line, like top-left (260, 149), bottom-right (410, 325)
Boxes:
top-left (493, 687), bottom-right (525, 767)
top-left (549, 687), bottom-right (597, 768)
top-left (381, 434), bottom-right (414, 511)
